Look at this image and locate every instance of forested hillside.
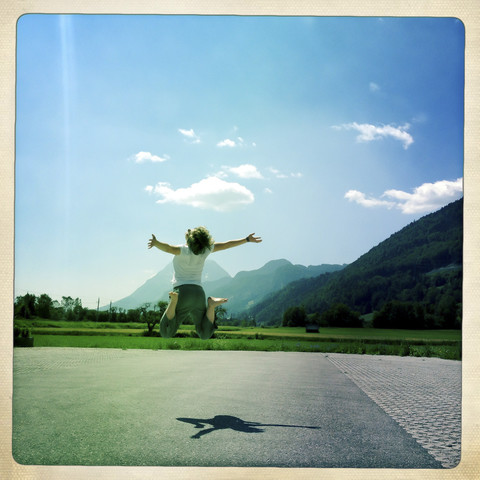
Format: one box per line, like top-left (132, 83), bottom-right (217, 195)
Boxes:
top-left (250, 198), bottom-right (463, 328)
top-left (205, 259), bottom-right (345, 315)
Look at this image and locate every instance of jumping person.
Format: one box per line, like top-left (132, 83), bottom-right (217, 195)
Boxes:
top-left (147, 227), bottom-right (262, 340)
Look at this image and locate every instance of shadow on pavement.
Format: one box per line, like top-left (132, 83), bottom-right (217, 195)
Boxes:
top-left (177, 414), bottom-right (321, 439)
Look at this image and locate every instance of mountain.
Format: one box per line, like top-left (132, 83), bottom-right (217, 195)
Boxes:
top-left (104, 258), bottom-right (346, 312)
top-left (249, 198), bottom-right (463, 326)
top-left (103, 260), bottom-right (231, 311)
top-left (203, 259), bottom-right (346, 314)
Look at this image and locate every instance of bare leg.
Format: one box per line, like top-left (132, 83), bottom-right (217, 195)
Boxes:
top-left (206, 296), bottom-right (228, 324)
top-left (165, 291), bottom-right (179, 320)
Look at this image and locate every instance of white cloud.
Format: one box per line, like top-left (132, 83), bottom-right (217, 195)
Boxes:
top-left (383, 177), bottom-right (463, 214)
top-left (147, 176), bottom-right (255, 212)
top-left (369, 82), bottom-right (380, 92)
top-left (178, 128), bottom-right (200, 143)
top-left (133, 151), bottom-right (169, 163)
top-left (217, 136), bottom-right (249, 148)
top-left (345, 178), bottom-right (463, 214)
top-left (345, 190), bottom-right (396, 209)
top-left (333, 122), bottom-right (413, 149)
top-left (222, 164), bottom-right (263, 179)
top-left (217, 138), bottom-right (236, 148)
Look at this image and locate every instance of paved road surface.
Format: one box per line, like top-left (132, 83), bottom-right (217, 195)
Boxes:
top-left (12, 348), bottom-right (460, 468)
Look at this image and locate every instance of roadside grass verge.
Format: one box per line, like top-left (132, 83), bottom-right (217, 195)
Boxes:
top-left (31, 334), bottom-right (461, 360)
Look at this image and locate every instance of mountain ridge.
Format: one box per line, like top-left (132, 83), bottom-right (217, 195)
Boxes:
top-left (249, 198), bottom-right (463, 326)
top-left (103, 257), bottom-right (346, 312)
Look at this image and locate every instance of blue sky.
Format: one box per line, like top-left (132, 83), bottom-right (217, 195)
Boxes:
top-left (15, 15), bottom-right (464, 308)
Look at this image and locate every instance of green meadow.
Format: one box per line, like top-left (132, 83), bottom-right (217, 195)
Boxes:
top-left (14, 319), bottom-right (461, 360)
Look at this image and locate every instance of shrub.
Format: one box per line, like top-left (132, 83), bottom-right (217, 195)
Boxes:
top-left (21, 328), bottom-right (31, 338)
top-left (400, 343), bottom-right (410, 356)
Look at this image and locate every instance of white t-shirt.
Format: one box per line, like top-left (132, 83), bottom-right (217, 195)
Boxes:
top-left (172, 244), bottom-right (214, 287)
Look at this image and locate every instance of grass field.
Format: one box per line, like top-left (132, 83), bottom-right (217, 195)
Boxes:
top-left (14, 318), bottom-right (461, 360)
top-left (15, 318), bottom-right (461, 340)
top-left (30, 334), bottom-right (460, 359)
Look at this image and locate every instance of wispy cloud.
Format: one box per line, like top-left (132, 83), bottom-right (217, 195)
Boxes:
top-left (333, 122), bottom-right (413, 149)
top-left (178, 128), bottom-right (201, 144)
top-left (369, 82), bottom-right (380, 92)
top-left (133, 151), bottom-right (169, 163)
top-left (345, 178), bottom-right (463, 214)
top-left (220, 164), bottom-right (263, 179)
top-left (269, 167), bottom-right (288, 179)
top-left (268, 167), bottom-right (303, 179)
top-left (146, 176), bottom-right (254, 212)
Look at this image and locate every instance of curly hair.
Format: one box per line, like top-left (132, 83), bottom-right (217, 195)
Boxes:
top-left (186, 226), bottom-right (214, 255)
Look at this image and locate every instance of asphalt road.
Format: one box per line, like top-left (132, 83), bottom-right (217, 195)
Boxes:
top-left (12, 348), bottom-right (458, 468)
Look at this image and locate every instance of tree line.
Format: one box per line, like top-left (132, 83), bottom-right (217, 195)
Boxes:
top-left (13, 292), bottom-right (250, 334)
top-left (281, 295), bottom-right (461, 330)
top-left (14, 293), bottom-right (171, 335)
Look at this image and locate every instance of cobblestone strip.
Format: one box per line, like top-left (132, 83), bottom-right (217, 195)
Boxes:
top-left (325, 353), bottom-right (462, 468)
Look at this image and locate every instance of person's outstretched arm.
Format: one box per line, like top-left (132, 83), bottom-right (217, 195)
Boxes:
top-left (147, 234), bottom-right (181, 255)
top-left (213, 233), bottom-right (262, 252)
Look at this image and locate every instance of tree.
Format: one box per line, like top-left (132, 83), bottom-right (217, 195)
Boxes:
top-left (282, 306), bottom-right (306, 327)
top-left (61, 296), bottom-right (75, 321)
top-left (61, 296), bottom-right (84, 321)
top-left (14, 293), bottom-right (36, 319)
top-left (127, 308), bottom-right (141, 323)
top-left (109, 306), bottom-right (118, 323)
top-left (142, 301), bottom-right (168, 336)
top-left (36, 294), bottom-right (53, 318)
top-left (373, 301), bottom-right (427, 329)
top-left (320, 303), bottom-right (362, 328)
top-left (436, 295), bottom-right (459, 329)
top-left (73, 298), bottom-right (85, 321)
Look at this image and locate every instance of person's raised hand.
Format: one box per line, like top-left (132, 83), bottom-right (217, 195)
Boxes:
top-left (148, 234), bottom-right (157, 249)
top-left (247, 233), bottom-right (262, 244)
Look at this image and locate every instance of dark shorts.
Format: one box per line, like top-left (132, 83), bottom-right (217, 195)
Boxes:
top-left (159, 284), bottom-right (217, 340)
